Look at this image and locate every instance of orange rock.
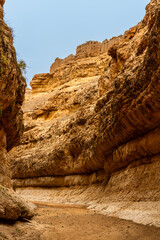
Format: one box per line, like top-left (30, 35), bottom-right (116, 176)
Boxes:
top-left (0, 3), bottom-right (34, 220)
top-left (10, 0), bottom-right (160, 208)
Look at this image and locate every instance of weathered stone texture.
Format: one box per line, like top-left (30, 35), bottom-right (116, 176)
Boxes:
top-left (10, 0), bottom-right (160, 207)
top-left (0, 1), bottom-right (34, 220)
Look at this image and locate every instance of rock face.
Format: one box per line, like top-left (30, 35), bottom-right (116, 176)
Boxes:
top-left (33, 37), bottom-right (123, 94)
top-left (10, 0), bottom-right (160, 224)
top-left (32, 53), bottom-right (111, 93)
top-left (0, 1), bottom-right (34, 220)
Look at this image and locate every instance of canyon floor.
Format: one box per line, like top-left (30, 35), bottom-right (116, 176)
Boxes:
top-left (0, 202), bottom-right (160, 240)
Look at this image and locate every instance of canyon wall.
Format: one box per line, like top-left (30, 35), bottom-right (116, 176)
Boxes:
top-left (0, 1), bottom-right (33, 220)
top-left (10, 0), bottom-right (160, 225)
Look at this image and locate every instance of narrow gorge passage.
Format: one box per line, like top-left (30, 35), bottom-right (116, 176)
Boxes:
top-left (8, 0), bottom-right (160, 229)
top-left (0, 203), bottom-right (160, 240)
top-left (0, 0), bottom-right (160, 239)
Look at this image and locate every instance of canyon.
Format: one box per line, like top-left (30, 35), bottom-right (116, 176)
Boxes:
top-left (0, 0), bottom-right (160, 238)
top-left (9, 0), bottom-right (160, 227)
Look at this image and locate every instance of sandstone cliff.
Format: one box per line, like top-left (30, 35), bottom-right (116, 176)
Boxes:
top-left (10, 0), bottom-right (160, 225)
top-left (0, 1), bottom-right (33, 220)
top-left (31, 36), bottom-right (122, 93)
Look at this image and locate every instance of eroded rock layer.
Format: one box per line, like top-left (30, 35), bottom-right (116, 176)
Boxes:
top-left (10, 0), bottom-right (160, 224)
top-left (0, 1), bottom-right (34, 220)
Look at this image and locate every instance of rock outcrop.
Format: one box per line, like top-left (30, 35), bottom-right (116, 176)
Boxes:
top-left (0, 1), bottom-right (34, 220)
top-left (10, 0), bottom-right (160, 225)
top-left (31, 53), bottom-right (111, 93)
top-left (32, 36), bottom-right (123, 94)
top-left (49, 37), bottom-right (123, 75)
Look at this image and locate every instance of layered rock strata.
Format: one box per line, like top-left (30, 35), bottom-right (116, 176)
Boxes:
top-left (10, 0), bottom-right (160, 225)
top-left (0, 1), bottom-right (34, 220)
top-left (31, 37), bottom-right (123, 93)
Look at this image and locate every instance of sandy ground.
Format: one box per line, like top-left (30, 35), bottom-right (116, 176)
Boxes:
top-left (16, 187), bottom-right (160, 227)
top-left (0, 203), bottom-right (160, 240)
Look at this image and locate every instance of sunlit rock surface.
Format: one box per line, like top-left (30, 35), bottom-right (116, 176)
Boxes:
top-left (0, 1), bottom-right (34, 220)
top-left (10, 0), bottom-right (160, 225)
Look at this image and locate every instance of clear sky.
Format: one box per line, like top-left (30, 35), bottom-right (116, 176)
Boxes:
top-left (4, 0), bottom-right (150, 86)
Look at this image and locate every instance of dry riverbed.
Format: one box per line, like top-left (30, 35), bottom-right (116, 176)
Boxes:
top-left (0, 203), bottom-right (160, 240)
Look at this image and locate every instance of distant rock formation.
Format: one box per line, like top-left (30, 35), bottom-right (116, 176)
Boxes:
top-left (10, 0), bottom-right (160, 224)
top-left (0, 1), bottom-right (33, 220)
top-left (50, 36), bottom-right (123, 74)
top-left (33, 35), bottom-right (122, 94)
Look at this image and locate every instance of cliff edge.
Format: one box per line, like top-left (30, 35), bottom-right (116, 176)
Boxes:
top-left (0, 1), bottom-right (34, 220)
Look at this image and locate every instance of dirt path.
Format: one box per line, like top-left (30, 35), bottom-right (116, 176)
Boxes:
top-left (0, 203), bottom-right (160, 240)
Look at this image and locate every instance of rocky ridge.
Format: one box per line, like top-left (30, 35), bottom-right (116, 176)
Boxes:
top-left (0, 1), bottom-right (34, 220)
top-left (31, 37), bottom-right (122, 94)
top-left (10, 0), bottom-right (160, 225)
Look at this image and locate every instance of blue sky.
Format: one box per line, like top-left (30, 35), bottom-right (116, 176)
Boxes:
top-left (4, 0), bottom-right (150, 86)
